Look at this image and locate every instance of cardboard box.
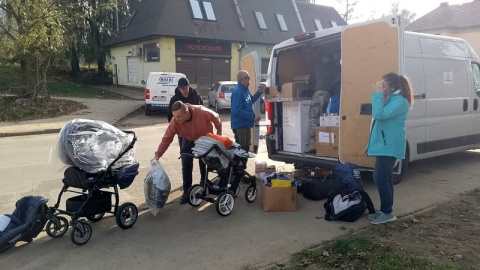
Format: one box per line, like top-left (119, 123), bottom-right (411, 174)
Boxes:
top-left (315, 126), bottom-right (339, 157)
top-left (278, 81), bottom-right (308, 99)
top-left (261, 185), bottom-right (297, 212)
top-left (319, 115), bottom-right (340, 127)
top-left (283, 100), bottom-right (311, 153)
top-left (293, 74), bottom-right (310, 81)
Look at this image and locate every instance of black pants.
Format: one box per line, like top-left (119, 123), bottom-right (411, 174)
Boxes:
top-left (180, 137), bottom-right (206, 194)
top-left (233, 128), bottom-right (250, 152)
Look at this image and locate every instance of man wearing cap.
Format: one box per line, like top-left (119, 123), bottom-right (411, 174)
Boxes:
top-left (167, 77), bottom-right (204, 122)
top-left (230, 70), bottom-right (266, 152)
top-left (154, 100), bottom-right (222, 204)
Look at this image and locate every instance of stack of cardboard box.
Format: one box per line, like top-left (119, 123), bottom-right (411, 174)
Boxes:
top-left (315, 115), bottom-right (340, 157)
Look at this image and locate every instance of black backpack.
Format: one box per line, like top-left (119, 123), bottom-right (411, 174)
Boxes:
top-left (324, 163), bottom-right (375, 222)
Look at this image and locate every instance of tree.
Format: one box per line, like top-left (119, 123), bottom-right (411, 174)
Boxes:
top-left (0, 0), bottom-right (72, 99)
top-left (387, 2), bottom-right (416, 25)
top-left (336, 0), bottom-right (359, 24)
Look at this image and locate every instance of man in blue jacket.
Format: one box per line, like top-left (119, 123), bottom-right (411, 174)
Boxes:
top-left (230, 70), bottom-right (266, 152)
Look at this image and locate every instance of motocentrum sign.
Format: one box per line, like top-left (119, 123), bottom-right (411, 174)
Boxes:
top-left (175, 39), bottom-right (231, 57)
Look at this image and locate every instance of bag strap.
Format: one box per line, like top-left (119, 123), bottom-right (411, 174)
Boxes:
top-left (359, 190), bottom-right (376, 214)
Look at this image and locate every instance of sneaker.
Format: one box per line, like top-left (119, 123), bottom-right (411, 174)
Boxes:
top-left (367, 210), bottom-right (381, 220)
top-left (370, 212), bottom-right (397, 225)
top-left (180, 194), bottom-right (188, 204)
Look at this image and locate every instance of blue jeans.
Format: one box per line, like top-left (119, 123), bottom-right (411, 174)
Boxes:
top-left (373, 156), bottom-right (397, 214)
top-left (180, 138), bottom-right (206, 194)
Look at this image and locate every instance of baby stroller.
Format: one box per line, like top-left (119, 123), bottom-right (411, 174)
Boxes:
top-left (46, 119), bottom-right (140, 245)
top-left (0, 196), bottom-right (48, 253)
top-left (186, 136), bottom-right (257, 216)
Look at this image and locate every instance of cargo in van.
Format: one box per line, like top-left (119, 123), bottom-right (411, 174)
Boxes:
top-left (142, 72), bottom-right (186, 115)
top-left (262, 16), bottom-right (480, 184)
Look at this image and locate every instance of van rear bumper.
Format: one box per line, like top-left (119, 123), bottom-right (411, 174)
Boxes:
top-left (146, 103), bottom-right (169, 111)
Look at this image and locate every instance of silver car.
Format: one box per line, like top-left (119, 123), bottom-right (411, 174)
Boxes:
top-left (208, 81), bottom-right (236, 112)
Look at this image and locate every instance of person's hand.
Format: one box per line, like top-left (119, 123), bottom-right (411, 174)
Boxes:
top-left (255, 115), bottom-right (261, 123)
top-left (257, 84), bottom-right (267, 94)
top-left (373, 81), bottom-right (384, 93)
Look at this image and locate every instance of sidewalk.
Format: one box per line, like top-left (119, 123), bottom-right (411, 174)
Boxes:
top-left (0, 86), bottom-right (145, 137)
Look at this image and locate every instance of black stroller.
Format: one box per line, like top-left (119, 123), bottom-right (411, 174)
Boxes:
top-left (46, 119), bottom-right (140, 245)
top-left (186, 136), bottom-right (257, 216)
top-left (0, 196), bottom-right (48, 253)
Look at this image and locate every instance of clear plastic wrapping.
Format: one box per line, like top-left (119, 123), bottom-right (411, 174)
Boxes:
top-left (55, 119), bottom-right (135, 173)
top-left (144, 159), bottom-right (171, 216)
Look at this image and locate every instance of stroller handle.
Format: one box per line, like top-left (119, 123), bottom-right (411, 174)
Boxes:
top-left (105, 130), bottom-right (137, 170)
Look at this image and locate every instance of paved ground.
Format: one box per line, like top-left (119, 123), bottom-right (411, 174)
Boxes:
top-left (2, 87), bottom-right (480, 269)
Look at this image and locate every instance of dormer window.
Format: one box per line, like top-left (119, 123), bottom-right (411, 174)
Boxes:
top-left (314, 19), bottom-right (323, 30)
top-left (255, 11), bottom-right (267, 30)
top-left (276, 14), bottom-right (288, 31)
top-left (189, 0), bottom-right (217, 21)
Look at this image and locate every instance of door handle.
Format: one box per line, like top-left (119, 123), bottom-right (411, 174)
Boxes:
top-left (474, 99), bottom-right (478, 111)
top-left (414, 94), bottom-right (426, 99)
top-left (463, 99), bottom-right (468, 111)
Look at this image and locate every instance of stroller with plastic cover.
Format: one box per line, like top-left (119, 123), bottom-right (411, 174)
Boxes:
top-left (46, 119), bottom-right (139, 245)
top-left (0, 196), bottom-right (48, 253)
top-left (186, 136), bottom-right (257, 216)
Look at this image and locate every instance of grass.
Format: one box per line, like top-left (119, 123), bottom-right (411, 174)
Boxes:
top-left (278, 237), bottom-right (457, 270)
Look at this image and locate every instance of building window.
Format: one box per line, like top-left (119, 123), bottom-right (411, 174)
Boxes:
top-left (143, 43), bottom-right (160, 62)
top-left (330, 20), bottom-right (337, 27)
top-left (276, 14), bottom-right (288, 31)
top-left (189, 0), bottom-right (203, 19)
top-left (314, 19), bottom-right (323, 30)
top-left (203, 1), bottom-right (216, 21)
top-left (189, 0), bottom-right (217, 21)
top-left (255, 11), bottom-right (267, 30)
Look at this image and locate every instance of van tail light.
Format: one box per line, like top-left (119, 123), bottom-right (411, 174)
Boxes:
top-left (218, 92), bottom-right (225, 99)
top-left (145, 89), bottom-right (150, 99)
top-left (266, 101), bottom-right (275, 134)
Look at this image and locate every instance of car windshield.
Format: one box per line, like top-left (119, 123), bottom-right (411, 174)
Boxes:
top-left (221, 84), bottom-right (235, 93)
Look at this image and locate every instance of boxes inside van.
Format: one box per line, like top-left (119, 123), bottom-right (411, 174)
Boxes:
top-left (143, 72), bottom-right (186, 115)
top-left (264, 16), bottom-right (480, 184)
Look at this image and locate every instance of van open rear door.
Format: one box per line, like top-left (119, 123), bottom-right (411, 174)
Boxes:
top-left (339, 16), bottom-right (403, 167)
top-left (240, 51), bottom-right (261, 153)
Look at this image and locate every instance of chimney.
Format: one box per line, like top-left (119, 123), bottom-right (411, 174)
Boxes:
top-left (440, 2), bottom-right (449, 7)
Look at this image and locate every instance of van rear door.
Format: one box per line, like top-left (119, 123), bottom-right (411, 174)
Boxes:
top-left (240, 51), bottom-right (261, 153)
top-left (339, 17), bottom-right (403, 167)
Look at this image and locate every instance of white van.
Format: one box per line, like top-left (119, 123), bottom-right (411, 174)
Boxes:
top-left (142, 72), bottom-right (186, 115)
top-left (260, 16), bottom-right (480, 184)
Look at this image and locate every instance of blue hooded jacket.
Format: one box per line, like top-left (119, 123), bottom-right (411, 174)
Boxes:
top-left (230, 83), bottom-right (262, 129)
top-left (367, 92), bottom-right (409, 159)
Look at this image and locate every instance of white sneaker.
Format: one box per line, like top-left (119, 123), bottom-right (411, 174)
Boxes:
top-left (370, 212), bottom-right (397, 225)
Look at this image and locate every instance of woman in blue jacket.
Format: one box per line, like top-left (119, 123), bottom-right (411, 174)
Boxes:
top-left (367, 72), bottom-right (413, 224)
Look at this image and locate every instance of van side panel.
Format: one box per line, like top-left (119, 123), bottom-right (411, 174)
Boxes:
top-left (419, 38), bottom-right (472, 155)
top-left (339, 20), bottom-right (399, 167)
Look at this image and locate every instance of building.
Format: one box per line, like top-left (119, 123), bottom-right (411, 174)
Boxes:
top-left (107, 0), bottom-right (345, 94)
top-left (406, 0), bottom-right (480, 55)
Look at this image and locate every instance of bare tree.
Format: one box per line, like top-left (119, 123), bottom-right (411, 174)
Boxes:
top-left (336, 0), bottom-right (359, 23)
top-left (387, 2), bottom-right (416, 25)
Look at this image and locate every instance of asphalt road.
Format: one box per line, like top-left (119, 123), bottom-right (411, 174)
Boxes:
top-left (2, 111), bottom-right (480, 269)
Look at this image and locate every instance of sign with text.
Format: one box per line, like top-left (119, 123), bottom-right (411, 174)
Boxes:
top-left (176, 39), bottom-right (231, 57)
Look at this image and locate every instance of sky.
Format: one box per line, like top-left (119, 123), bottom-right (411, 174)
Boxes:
top-left (316, 0), bottom-right (473, 23)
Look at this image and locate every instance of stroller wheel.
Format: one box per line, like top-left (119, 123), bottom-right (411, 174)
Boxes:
top-left (215, 192), bottom-right (235, 216)
top-left (86, 213), bottom-right (105, 222)
top-left (187, 184), bottom-right (205, 207)
top-left (46, 216), bottom-right (69, 238)
top-left (245, 185), bottom-right (257, 203)
top-left (70, 221), bottom-right (92, 246)
top-left (115, 202), bottom-right (138, 229)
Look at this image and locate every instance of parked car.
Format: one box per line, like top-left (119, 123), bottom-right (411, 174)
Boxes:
top-left (208, 81), bottom-right (236, 112)
top-left (208, 81), bottom-right (266, 113)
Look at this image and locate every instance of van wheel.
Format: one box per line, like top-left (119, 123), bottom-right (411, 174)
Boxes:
top-left (145, 105), bottom-right (152, 116)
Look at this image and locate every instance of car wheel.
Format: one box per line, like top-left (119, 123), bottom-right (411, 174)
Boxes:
top-left (215, 101), bottom-right (219, 112)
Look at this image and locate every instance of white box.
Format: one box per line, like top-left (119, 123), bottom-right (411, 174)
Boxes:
top-left (319, 115), bottom-right (340, 127)
top-left (283, 100), bottom-right (311, 153)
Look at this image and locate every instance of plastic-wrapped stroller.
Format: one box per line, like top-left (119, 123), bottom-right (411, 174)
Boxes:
top-left (186, 136), bottom-right (257, 216)
top-left (46, 119), bottom-right (139, 246)
top-left (0, 196), bottom-right (48, 253)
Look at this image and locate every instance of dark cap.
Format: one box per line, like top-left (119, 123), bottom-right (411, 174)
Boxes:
top-left (178, 77), bottom-right (189, 88)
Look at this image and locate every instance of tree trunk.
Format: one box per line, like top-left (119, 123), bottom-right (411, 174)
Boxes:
top-left (70, 44), bottom-right (81, 84)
